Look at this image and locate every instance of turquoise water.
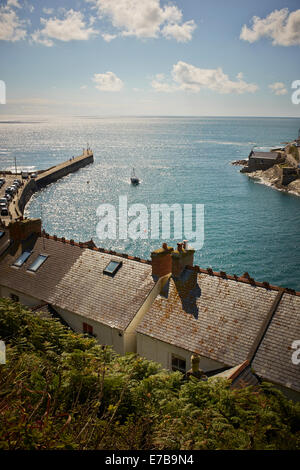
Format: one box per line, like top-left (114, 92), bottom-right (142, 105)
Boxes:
top-left (1, 116), bottom-right (300, 290)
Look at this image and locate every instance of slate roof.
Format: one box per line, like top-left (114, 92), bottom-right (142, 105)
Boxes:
top-left (0, 236), bottom-right (83, 299)
top-left (137, 270), bottom-right (278, 366)
top-left (211, 361), bottom-right (260, 389)
top-left (47, 247), bottom-right (155, 330)
top-left (230, 364), bottom-right (261, 389)
top-left (251, 152), bottom-right (279, 160)
top-left (0, 229), bottom-right (10, 257)
top-left (252, 293), bottom-right (300, 392)
top-left (0, 236), bottom-right (155, 331)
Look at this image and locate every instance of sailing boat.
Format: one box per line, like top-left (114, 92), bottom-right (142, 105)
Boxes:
top-left (130, 168), bottom-right (140, 185)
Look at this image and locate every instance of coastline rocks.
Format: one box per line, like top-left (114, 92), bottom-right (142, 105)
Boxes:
top-left (247, 167), bottom-right (300, 196)
top-left (231, 159), bottom-right (248, 166)
top-left (287, 179), bottom-right (300, 196)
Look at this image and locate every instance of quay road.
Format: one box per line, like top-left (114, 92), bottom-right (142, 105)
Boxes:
top-left (0, 174), bottom-right (29, 226)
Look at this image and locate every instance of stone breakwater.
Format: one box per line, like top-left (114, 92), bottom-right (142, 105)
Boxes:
top-left (17, 150), bottom-right (94, 218)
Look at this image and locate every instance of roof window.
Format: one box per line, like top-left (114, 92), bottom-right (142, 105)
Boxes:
top-left (13, 251), bottom-right (32, 267)
top-left (103, 260), bottom-right (122, 276)
top-left (27, 254), bottom-right (48, 272)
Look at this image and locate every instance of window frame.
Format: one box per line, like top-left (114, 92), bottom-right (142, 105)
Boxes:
top-left (83, 322), bottom-right (94, 337)
top-left (171, 354), bottom-right (186, 373)
top-left (12, 250), bottom-right (32, 268)
top-left (103, 260), bottom-right (122, 277)
top-left (10, 293), bottom-right (19, 303)
top-left (27, 254), bottom-right (48, 273)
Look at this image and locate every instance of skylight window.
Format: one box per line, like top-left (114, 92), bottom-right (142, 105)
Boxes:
top-left (27, 254), bottom-right (48, 272)
top-left (103, 260), bottom-right (122, 276)
top-left (13, 251), bottom-right (32, 267)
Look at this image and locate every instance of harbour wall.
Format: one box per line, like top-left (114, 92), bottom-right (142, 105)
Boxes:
top-left (17, 151), bottom-right (93, 216)
top-left (35, 152), bottom-right (93, 189)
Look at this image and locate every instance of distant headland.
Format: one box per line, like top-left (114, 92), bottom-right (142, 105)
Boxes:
top-left (232, 130), bottom-right (300, 196)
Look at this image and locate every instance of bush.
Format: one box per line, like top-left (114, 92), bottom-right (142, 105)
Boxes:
top-left (0, 298), bottom-right (299, 450)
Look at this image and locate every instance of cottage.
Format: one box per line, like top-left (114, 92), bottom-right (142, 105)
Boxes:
top-left (0, 219), bottom-right (163, 355)
top-left (0, 219), bottom-right (299, 399)
top-left (247, 150), bottom-right (281, 171)
top-left (136, 243), bottom-right (300, 399)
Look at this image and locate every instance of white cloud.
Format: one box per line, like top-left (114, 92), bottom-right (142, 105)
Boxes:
top-left (7, 0), bottom-right (21, 8)
top-left (151, 73), bottom-right (177, 92)
top-left (32, 9), bottom-right (98, 46)
top-left (92, 72), bottom-right (124, 91)
top-left (42, 8), bottom-right (54, 15)
top-left (161, 20), bottom-right (196, 42)
top-left (0, 5), bottom-right (27, 41)
top-left (240, 8), bottom-right (300, 46)
top-left (151, 61), bottom-right (258, 94)
top-left (102, 33), bottom-right (117, 42)
top-left (269, 82), bottom-right (287, 95)
top-left (31, 30), bottom-right (53, 47)
top-left (88, 0), bottom-right (196, 42)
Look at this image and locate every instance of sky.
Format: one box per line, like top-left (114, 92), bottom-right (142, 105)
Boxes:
top-left (0, 0), bottom-right (300, 116)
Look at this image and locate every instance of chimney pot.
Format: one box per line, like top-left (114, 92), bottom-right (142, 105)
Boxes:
top-left (191, 354), bottom-right (200, 373)
top-left (151, 244), bottom-right (174, 278)
top-left (172, 242), bottom-right (195, 278)
top-left (183, 240), bottom-right (188, 249)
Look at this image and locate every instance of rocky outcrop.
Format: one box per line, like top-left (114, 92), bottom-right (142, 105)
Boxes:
top-left (247, 165), bottom-right (300, 196)
top-left (231, 159), bottom-right (248, 166)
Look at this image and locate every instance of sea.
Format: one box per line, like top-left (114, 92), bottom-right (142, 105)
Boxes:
top-left (0, 115), bottom-right (300, 290)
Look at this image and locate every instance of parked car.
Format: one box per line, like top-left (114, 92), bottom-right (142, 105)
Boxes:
top-left (0, 198), bottom-right (7, 204)
top-left (6, 187), bottom-right (14, 194)
top-left (6, 187), bottom-right (15, 196)
top-left (1, 208), bottom-right (8, 216)
top-left (21, 171), bottom-right (29, 179)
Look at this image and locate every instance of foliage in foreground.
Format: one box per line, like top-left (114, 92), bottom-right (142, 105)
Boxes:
top-left (0, 298), bottom-right (299, 450)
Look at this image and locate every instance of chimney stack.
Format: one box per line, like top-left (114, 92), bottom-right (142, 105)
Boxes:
top-left (8, 218), bottom-right (42, 242)
top-left (171, 241), bottom-right (195, 278)
top-left (151, 243), bottom-right (174, 278)
top-left (186, 354), bottom-right (207, 380)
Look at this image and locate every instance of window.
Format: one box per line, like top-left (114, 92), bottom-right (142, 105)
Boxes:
top-left (171, 355), bottom-right (186, 373)
top-left (103, 260), bottom-right (122, 276)
top-left (0, 231), bottom-right (4, 239)
top-left (13, 251), bottom-right (32, 267)
top-left (83, 322), bottom-right (94, 336)
top-left (10, 293), bottom-right (19, 302)
top-left (27, 254), bottom-right (48, 272)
